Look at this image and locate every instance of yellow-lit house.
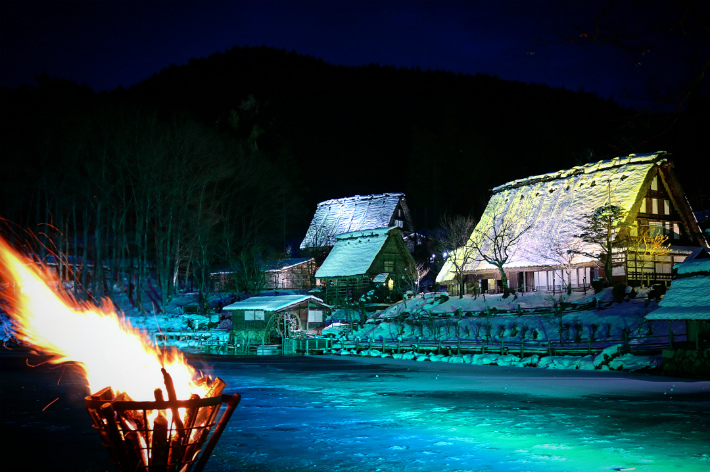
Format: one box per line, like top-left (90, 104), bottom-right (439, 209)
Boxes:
top-left (436, 152), bottom-right (707, 295)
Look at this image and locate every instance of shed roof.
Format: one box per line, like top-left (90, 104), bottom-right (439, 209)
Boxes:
top-left (262, 257), bottom-right (313, 272)
top-left (300, 193), bottom-right (410, 249)
top-left (315, 227), bottom-right (396, 278)
top-left (222, 295), bottom-right (327, 312)
top-left (437, 152), bottom-right (681, 283)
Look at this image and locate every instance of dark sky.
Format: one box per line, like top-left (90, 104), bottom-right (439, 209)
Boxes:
top-left (1, 0), bottom-right (707, 109)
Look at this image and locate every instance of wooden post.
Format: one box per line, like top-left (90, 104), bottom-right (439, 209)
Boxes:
top-left (520, 338), bottom-right (524, 357)
top-left (548, 341), bottom-right (553, 356)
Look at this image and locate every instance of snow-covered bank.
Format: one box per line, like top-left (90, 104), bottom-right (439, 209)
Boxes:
top-left (325, 287), bottom-right (695, 375)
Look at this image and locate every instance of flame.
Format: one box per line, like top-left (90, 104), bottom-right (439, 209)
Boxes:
top-left (0, 236), bottom-right (209, 401)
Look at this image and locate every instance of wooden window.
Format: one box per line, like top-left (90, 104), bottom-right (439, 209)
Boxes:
top-left (651, 175), bottom-right (658, 191)
top-left (308, 310), bottom-right (323, 322)
top-left (244, 310), bottom-right (265, 321)
top-left (651, 198), bottom-right (658, 214)
top-left (639, 198), bottom-right (647, 213)
top-left (664, 200), bottom-right (670, 215)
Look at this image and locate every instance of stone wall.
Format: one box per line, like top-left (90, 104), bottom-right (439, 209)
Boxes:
top-left (660, 345), bottom-right (710, 379)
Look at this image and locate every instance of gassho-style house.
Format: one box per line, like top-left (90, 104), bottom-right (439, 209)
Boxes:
top-left (436, 152), bottom-right (708, 295)
top-left (300, 193), bottom-right (416, 253)
top-left (315, 226), bottom-right (416, 304)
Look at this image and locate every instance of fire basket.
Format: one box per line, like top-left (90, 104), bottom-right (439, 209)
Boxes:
top-left (85, 374), bottom-right (240, 472)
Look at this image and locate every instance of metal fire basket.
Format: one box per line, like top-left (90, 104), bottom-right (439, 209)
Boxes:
top-left (85, 387), bottom-right (241, 472)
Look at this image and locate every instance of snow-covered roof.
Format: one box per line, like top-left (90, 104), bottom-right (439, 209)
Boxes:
top-left (300, 193), bottom-right (410, 249)
top-left (222, 294), bottom-right (327, 312)
top-left (437, 152), bottom-right (672, 283)
top-left (315, 227), bottom-right (395, 278)
top-left (262, 258), bottom-right (313, 272)
top-left (645, 278), bottom-right (710, 321)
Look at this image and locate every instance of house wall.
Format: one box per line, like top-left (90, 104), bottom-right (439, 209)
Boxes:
top-left (265, 260), bottom-right (316, 290)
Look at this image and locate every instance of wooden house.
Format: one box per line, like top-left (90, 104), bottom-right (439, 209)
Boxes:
top-left (262, 258), bottom-right (316, 290)
top-left (300, 193), bottom-right (415, 255)
top-left (210, 257), bottom-right (316, 292)
top-left (437, 152), bottom-right (707, 295)
top-left (646, 253), bottom-right (710, 378)
top-left (222, 294), bottom-right (331, 343)
top-left (315, 226), bottom-right (416, 304)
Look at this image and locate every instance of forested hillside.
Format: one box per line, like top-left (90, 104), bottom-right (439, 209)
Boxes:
top-left (1, 46), bottom-right (707, 304)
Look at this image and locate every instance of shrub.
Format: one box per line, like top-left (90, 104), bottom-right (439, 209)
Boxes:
top-left (591, 278), bottom-right (607, 294)
top-left (612, 283), bottom-right (627, 303)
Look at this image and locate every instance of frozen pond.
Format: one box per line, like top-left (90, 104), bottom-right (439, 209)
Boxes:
top-left (198, 354), bottom-right (710, 472)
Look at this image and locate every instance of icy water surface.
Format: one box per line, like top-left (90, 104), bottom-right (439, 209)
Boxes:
top-left (195, 355), bottom-right (710, 472)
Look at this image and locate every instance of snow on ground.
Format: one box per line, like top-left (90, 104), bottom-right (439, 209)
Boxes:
top-left (332, 288), bottom-right (685, 374)
top-left (0, 285), bottom-right (691, 375)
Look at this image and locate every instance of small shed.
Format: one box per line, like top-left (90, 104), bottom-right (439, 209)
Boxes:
top-left (222, 295), bottom-right (331, 343)
top-left (315, 226), bottom-right (415, 304)
top-left (645, 257), bottom-right (710, 378)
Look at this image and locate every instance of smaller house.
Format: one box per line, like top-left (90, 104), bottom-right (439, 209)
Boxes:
top-left (262, 258), bottom-right (316, 290)
top-left (211, 257), bottom-right (316, 292)
top-left (222, 295), bottom-right (331, 343)
top-left (645, 251), bottom-right (710, 378)
top-left (315, 226), bottom-right (416, 304)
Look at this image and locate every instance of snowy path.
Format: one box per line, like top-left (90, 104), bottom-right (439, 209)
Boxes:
top-left (197, 355), bottom-right (710, 472)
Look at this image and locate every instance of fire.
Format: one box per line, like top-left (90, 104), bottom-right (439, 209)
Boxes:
top-left (0, 236), bottom-right (209, 401)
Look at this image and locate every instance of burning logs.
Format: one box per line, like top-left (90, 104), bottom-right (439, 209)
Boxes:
top-left (85, 372), bottom-right (239, 472)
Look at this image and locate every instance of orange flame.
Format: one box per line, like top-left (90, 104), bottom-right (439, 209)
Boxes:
top-left (0, 236), bottom-right (209, 401)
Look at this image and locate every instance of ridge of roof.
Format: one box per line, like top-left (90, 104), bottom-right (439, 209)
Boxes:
top-left (491, 152), bottom-right (669, 194)
top-left (334, 226), bottom-right (397, 241)
top-left (316, 192), bottom-right (405, 208)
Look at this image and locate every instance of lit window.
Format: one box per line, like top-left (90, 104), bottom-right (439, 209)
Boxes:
top-left (652, 199), bottom-right (658, 214)
top-left (395, 219), bottom-right (403, 228)
top-left (664, 200), bottom-right (670, 215)
top-left (639, 198), bottom-right (646, 213)
top-left (673, 223), bottom-right (681, 239)
top-left (651, 176), bottom-right (658, 191)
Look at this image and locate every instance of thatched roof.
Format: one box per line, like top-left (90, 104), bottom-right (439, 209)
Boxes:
top-left (646, 259), bottom-right (710, 320)
top-left (300, 193), bottom-right (412, 249)
top-left (316, 226), bottom-right (401, 278)
top-left (437, 152), bottom-right (684, 283)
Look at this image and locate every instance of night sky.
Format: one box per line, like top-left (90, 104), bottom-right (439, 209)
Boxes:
top-left (2, 0), bottom-right (706, 110)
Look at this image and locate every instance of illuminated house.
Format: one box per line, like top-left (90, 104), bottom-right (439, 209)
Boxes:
top-left (646, 252), bottom-right (710, 377)
top-left (211, 257), bottom-right (316, 292)
top-left (436, 152), bottom-right (707, 295)
top-left (262, 258), bottom-right (316, 290)
top-left (300, 193), bottom-right (415, 255)
top-left (223, 294), bottom-right (331, 342)
top-left (315, 226), bottom-right (415, 304)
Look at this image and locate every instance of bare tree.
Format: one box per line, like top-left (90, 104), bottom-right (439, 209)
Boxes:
top-left (301, 222), bottom-right (338, 266)
top-left (437, 215), bottom-right (477, 298)
top-left (467, 203), bottom-right (534, 298)
top-left (541, 237), bottom-right (587, 296)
